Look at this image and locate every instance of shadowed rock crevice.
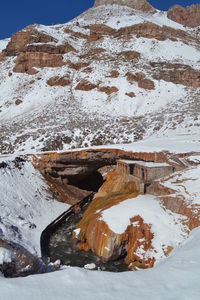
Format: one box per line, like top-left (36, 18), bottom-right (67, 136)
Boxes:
top-left (67, 171), bottom-right (104, 192)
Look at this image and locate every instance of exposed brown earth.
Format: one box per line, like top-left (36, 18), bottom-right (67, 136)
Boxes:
top-left (167, 4), bottom-right (200, 28)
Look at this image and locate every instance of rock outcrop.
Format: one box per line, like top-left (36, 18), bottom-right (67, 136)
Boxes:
top-left (13, 52), bottom-right (64, 74)
top-left (167, 4), bottom-right (200, 28)
top-left (24, 43), bottom-right (75, 54)
top-left (3, 27), bottom-right (75, 74)
top-left (151, 62), bottom-right (200, 88)
top-left (75, 80), bottom-right (97, 91)
top-left (47, 76), bottom-right (70, 87)
top-left (87, 22), bottom-right (197, 44)
top-left (126, 72), bottom-right (155, 90)
top-left (4, 28), bottom-right (55, 56)
top-left (98, 86), bottom-right (119, 95)
top-left (94, 0), bottom-right (155, 12)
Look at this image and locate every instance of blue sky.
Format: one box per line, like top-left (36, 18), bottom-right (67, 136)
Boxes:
top-left (0, 0), bottom-right (199, 39)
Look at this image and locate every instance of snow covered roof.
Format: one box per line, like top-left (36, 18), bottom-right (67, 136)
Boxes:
top-left (118, 159), bottom-right (171, 168)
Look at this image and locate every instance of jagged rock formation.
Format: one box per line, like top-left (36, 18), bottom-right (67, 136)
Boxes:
top-left (167, 4), bottom-right (200, 28)
top-left (94, 0), bottom-right (155, 12)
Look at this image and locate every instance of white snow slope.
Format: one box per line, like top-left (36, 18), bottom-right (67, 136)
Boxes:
top-left (0, 227), bottom-right (200, 300)
top-left (0, 157), bottom-right (68, 256)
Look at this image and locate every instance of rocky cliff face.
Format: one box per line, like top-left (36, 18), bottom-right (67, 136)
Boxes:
top-left (168, 4), bottom-right (200, 28)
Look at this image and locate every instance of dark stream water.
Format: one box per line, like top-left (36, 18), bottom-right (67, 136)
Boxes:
top-left (49, 202), bottom-right (128, 272)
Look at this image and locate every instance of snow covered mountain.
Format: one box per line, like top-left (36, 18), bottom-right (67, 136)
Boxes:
top-left (1, 1), bottom-right (200, 298)
top-left (0, 0), bottom-right (199, 154)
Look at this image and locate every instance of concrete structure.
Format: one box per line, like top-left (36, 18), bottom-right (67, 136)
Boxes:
top-left (117, 160), bottom-right (174, 193)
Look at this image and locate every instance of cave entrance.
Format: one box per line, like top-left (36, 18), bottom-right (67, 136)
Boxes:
top-left (67, 171), bottom-right (104, 192)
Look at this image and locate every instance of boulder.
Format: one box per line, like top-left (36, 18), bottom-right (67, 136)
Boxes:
top-left (125, 92), bottom-right (136, 98)
top-left (15, 99), bottom-right (23, 106)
